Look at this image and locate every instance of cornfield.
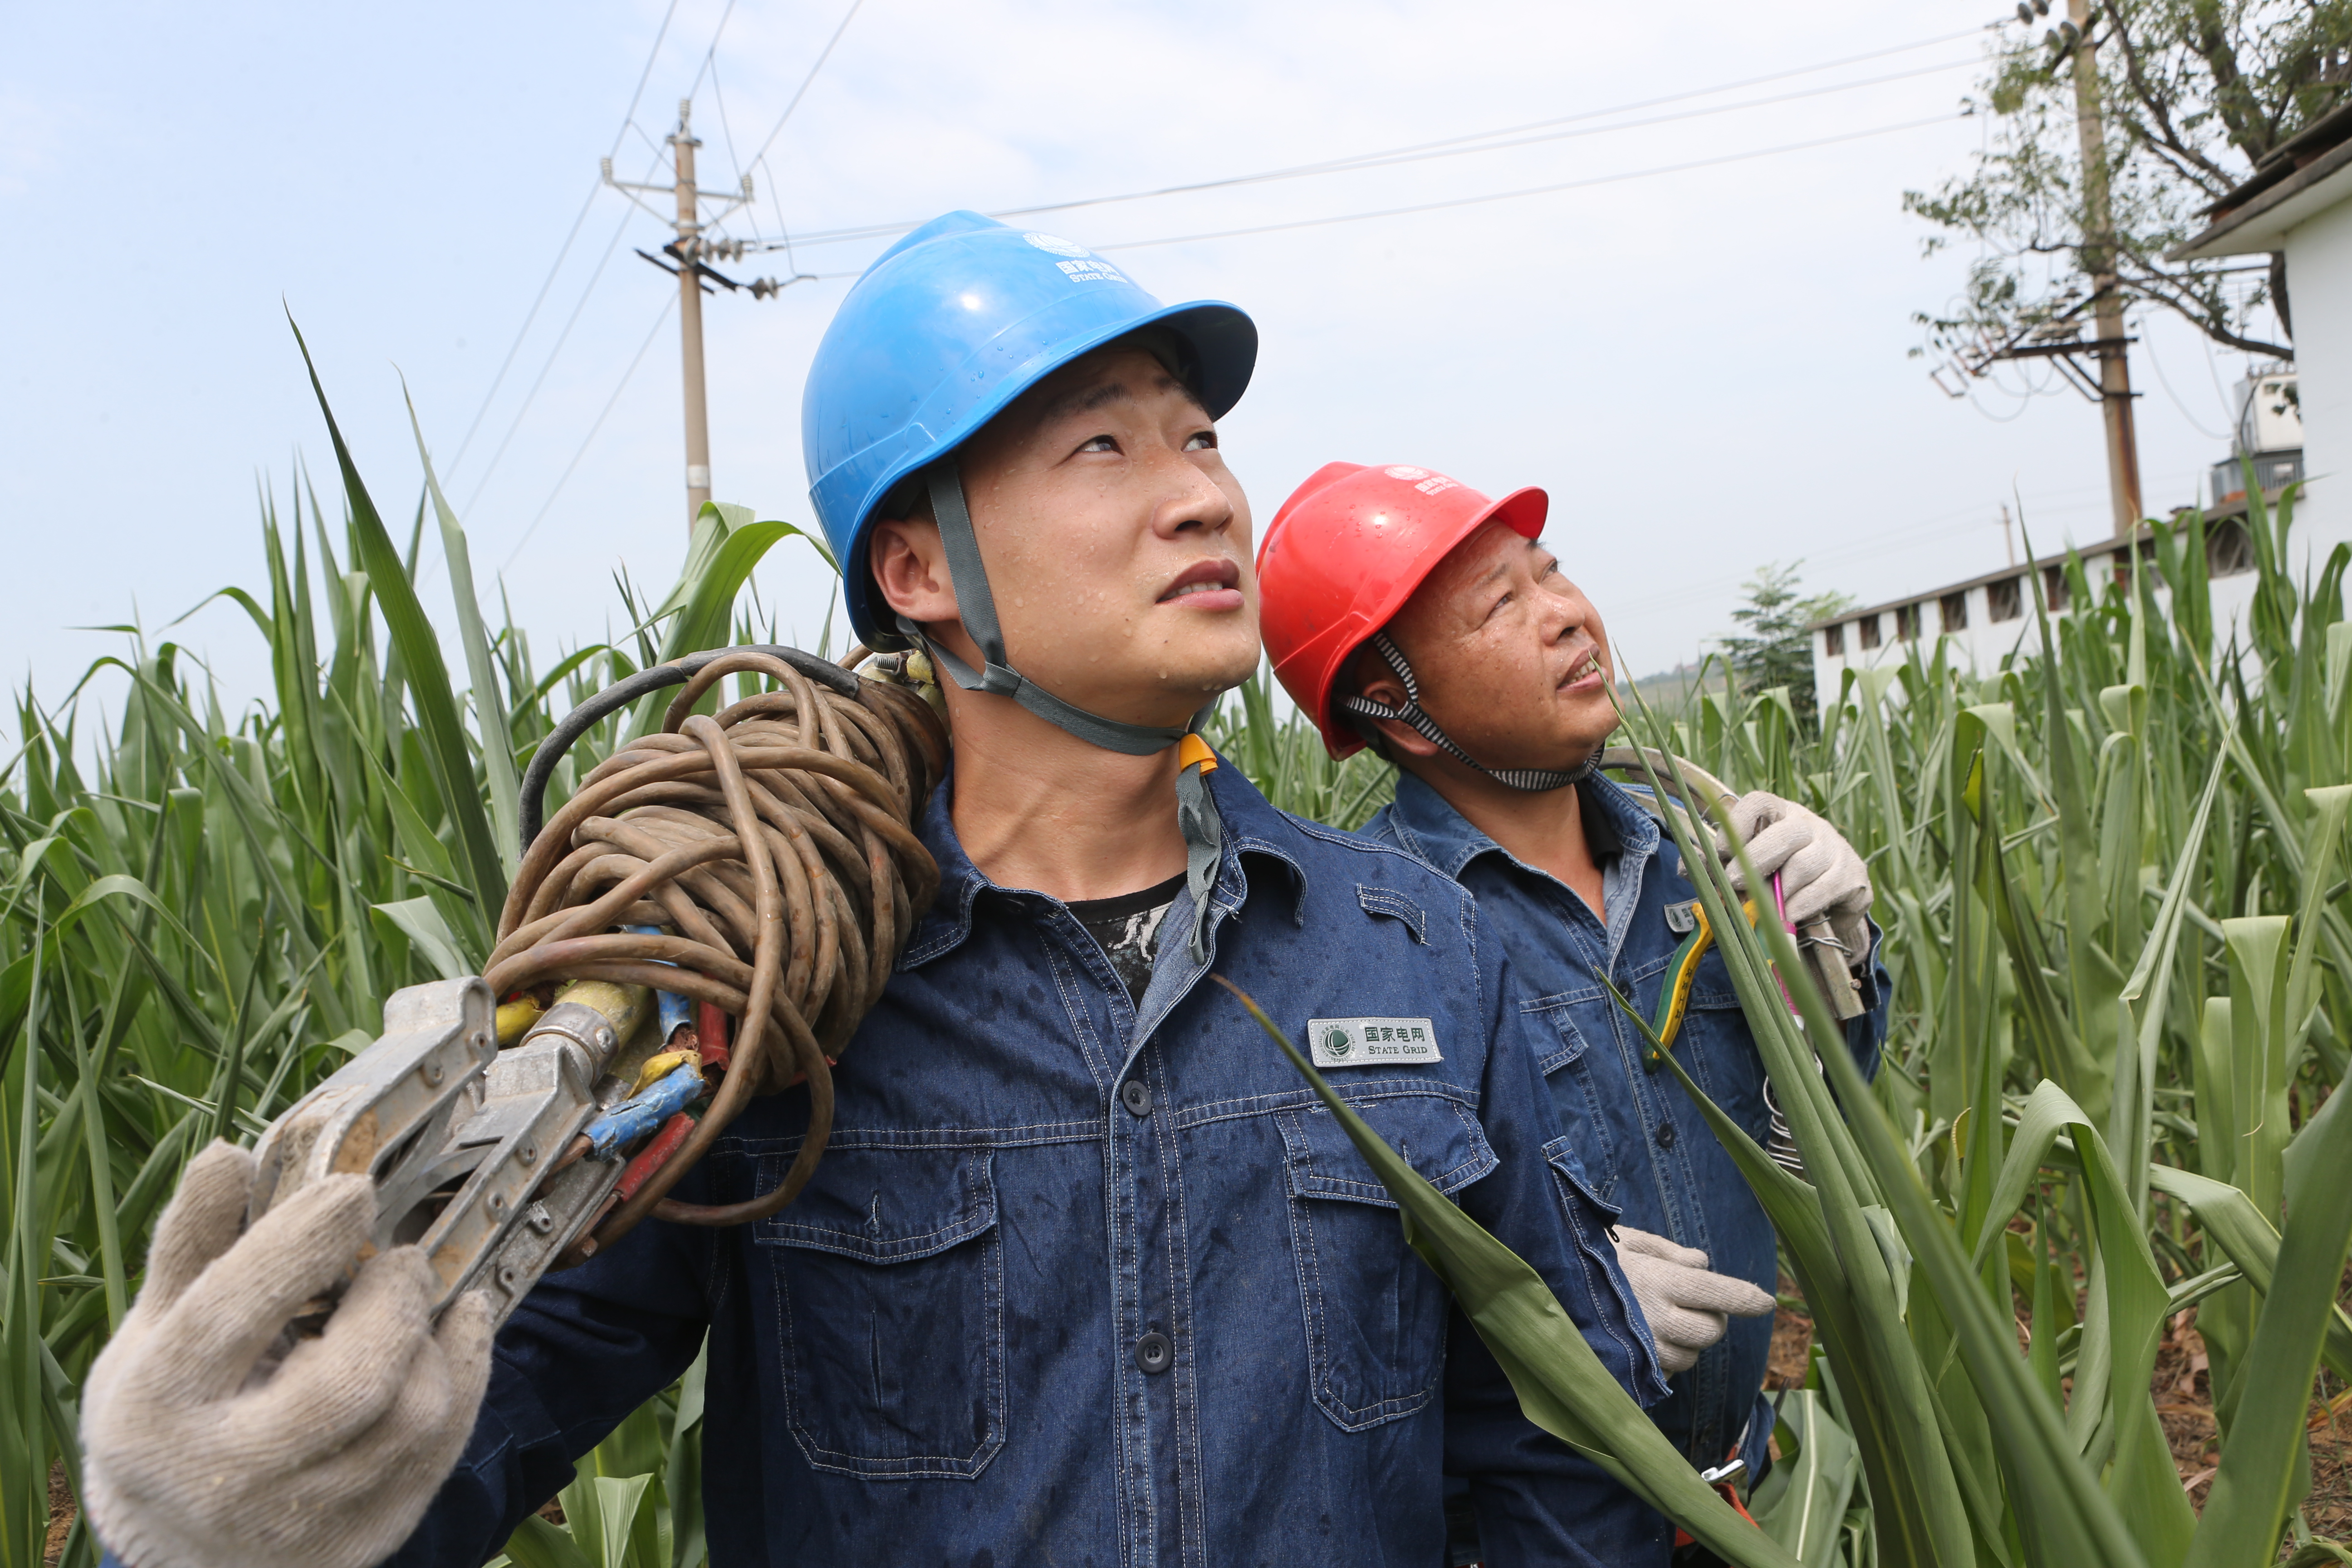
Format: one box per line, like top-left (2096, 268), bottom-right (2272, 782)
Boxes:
top-left (1, 349), bottom-right (2349, 1567)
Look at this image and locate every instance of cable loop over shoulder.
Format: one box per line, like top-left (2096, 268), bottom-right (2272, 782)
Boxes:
top-left (496, 647), bottom-right (946, 1252)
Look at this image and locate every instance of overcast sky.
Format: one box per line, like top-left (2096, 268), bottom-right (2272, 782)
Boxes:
top-left (0, 0), bottom-right (2269, 730)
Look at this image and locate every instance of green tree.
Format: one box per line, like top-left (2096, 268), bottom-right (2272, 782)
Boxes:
top-left (1904, 0), bottom-right (2352, 367)
top-left (1719, 562), bottom-right (1852, 728)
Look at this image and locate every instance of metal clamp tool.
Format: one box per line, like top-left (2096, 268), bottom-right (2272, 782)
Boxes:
top-left (247, 976), bottom-right (654, 1328)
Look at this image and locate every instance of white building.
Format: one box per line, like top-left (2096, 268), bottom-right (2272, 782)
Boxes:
top-left (1807, 518), bottom-right (2258, 712)
top-left (1808, 97), bottom-right (2352, 715)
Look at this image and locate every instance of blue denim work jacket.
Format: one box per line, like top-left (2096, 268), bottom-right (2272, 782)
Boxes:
top-left (1367, 771), bottom-right (1888, 1483)
top-left (353, 759), bottom-right (1672, 1568)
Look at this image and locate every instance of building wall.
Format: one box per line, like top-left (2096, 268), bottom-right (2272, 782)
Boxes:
top-left (1810, 557), bottom-right (2264, 714)
top-left (2289, 194), bottom-right (2352, 553)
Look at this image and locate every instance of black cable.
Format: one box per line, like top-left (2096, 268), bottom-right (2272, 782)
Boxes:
top-left (1086, 114), bottom-right (1958, 254)
top-left (690, 110), bottom-right (1967, 285)
top-left (612, 0), bottom-right (686, 158)
top-left (518, 644), bottom-right (859, 848)
top-left (741, 0), bottom-right (866, 173)
top-left (443, 181), bottom-right (600, 484)
top-left (439, 0), bottom-right (684, 486)
top-left (497, 293), bottom-right (676, 573)
top-left (765, 22), bottom-right (1992, 251)
top-left (460, 186), bottom-right (650, 518)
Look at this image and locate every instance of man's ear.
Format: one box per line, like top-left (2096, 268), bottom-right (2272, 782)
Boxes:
top-left (869, 516), bottom-right (958, 627)
top-left (1352, 670), bottom-right (1441, 762)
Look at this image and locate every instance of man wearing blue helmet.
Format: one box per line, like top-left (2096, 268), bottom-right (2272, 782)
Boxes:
top-left (82, 213), bottom-right (1672, 1568)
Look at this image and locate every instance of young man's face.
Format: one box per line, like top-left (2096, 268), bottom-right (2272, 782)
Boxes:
top-left (1372, 519), bottom-right (1616, 774)
top-left (870, 343), bottom-right (1259, 727)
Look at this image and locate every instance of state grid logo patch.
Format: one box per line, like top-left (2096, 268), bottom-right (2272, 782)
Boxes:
top-left (1308, 1016), bottom-right (1441, 1067)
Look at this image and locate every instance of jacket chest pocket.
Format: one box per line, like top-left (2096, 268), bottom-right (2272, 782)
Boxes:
top-left (1276, 1089), bottom-right (1496, 1432)
top-left (757, 1147), bottom-right (1005, 1480)
top-left (1524, 994), bottom-right (1622, 1205)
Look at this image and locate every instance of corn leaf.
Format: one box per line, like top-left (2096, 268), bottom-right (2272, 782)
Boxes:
top-left (1215, 977), bottom-right (1803, 1568)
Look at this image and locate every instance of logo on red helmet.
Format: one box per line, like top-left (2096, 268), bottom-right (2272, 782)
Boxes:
top-left (1382, 465), bottom-right (1460, 498)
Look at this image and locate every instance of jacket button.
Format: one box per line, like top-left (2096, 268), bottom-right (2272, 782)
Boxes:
top-left (1135, 1331), bottom-right (1172, 1374)
top-left (1654, 1120), bottom-right (1678, 1148)
top-left (1120, 1079), bottom-right (1153, 1117)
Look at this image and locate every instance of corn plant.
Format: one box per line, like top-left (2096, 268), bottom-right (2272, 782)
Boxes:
top-left (0, 347), bottom-right (823, 1567)
top-left (1579, 485), bottom-right (2352, 1565)
top-left (10, 328), bottom-right (2352, 1567)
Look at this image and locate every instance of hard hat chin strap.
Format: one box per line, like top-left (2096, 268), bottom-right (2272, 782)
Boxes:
top-left (1340, 631), bottom-right (1596, 793)
top-left (909, 461), bottom-right (1201, 755)
top-left (902, 460), bottom-right (1226, 962)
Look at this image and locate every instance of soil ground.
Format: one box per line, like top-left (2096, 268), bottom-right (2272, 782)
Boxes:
top-left (1767, 1281), bottom-right (2352, 1539)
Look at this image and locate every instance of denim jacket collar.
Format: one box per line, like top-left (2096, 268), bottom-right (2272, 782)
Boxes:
top-left (1381, 766), bottom-right (1661, 884)
top-left (900, 753), bottom-right (1310, 973)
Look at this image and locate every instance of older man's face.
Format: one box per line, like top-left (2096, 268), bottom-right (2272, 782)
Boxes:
top-left (1378, 520), bottom-right (1616, 773)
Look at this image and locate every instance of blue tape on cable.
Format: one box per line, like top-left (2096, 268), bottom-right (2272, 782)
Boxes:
top-left (583, 1064), bottom-right (705, 1160)
top-left (626, 924), bottom-right (696, 1044)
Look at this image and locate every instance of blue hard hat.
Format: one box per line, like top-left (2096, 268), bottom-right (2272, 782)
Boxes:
top-left (803, 211), bottom-right (1257, 647)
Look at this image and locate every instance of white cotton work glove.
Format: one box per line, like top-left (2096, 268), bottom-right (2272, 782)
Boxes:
top-left (1612, 1226), bottom-right (1776, 1375)
top-left (1717, 791), bottom-right (1874, 968)
top-left (81, 1141), bottom-right (494, 1568)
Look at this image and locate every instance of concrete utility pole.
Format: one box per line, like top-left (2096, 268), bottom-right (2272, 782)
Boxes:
top-left (605, 101), bottom-right (774, 528)
top-left (2066, 0), bottom-right (2146, 539)
top-left (672, 104), bottom-right (713, 521)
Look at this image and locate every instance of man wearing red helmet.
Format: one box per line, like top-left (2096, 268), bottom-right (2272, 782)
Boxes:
top-left (1257, 462), bottom-right (1889, 1554)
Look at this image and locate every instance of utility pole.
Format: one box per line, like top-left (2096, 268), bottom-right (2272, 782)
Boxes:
top-left (1944, 9), bottom-right (2150, 539)
top-left (2066, 0), bottom-right (2145, 539)
top-left (672, 105), bottom-right (712, 520)
top-left (2000, 501), bottom-right (2018, 567)
top-left (605, 102), bottom-right (808, 529)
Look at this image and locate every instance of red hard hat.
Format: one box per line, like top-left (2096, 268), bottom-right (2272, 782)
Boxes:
top-left (1256, 461), bottom-right (1548, 758)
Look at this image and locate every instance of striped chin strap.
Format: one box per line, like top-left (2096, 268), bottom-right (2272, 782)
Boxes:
top-left (898, 460), bottom-right (1226, 963)
top-left (1338, 631), bottom-right (1597, 793)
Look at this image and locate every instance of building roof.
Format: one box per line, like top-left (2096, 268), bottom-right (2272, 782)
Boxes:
top-left (2175, 99), bottom-right (2352, 259)
top-left (1802, 527), bottom-right (2161, 632)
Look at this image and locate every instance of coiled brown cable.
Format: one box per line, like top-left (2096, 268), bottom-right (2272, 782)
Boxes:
top-left (488, 649), bottom-right (946, 1253)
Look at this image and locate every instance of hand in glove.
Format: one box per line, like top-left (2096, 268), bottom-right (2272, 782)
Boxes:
top-left (1612, 1226), bottom-right (1776, 1375)
top-left (1718, 791), bottom-right (1874, 967)
top-left (82, 1141), bottom-right (493, 1568)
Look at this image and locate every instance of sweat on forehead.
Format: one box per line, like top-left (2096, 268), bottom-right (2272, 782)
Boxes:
top-left (1018, 336), bottom-right (1204, 429)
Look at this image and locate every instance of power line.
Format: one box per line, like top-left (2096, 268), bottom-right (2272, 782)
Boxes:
top-left (461, 156), bottom-right (660, 514)
top-left (611, 0), bottom-right (686, 158)
top-left (441, 180), bottom-right (601, 483)
top-left (438, 0), bottom-right (685, 486)
top-left (1085, 113), bottom-right (1960, 253)
top-left (686, 0), bottom-right (739, 110)
top-left (728, 109), bottom-right (1972, 285)
top-left (467, 5), bottom-right (745, 521)
top-left (711, 58), bottom-right (749, 201)
top-left (757, 21), bottom-right (1992, 251)
top-left (742, 0), bottom-right (866, 172)
top-left (501, 294), bottom-right (680, 573)
top-left (2137, 315), bottom-right (2230, 441)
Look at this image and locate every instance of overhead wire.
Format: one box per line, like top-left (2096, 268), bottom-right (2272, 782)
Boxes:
top-left (439, 0), bottom-right (686, 487)
top-left (1085, 113), bottom-right (1961, 253)
top-left (740, 0), bottom-right (867, 175)
top-left (717, 108), bottom-right (1974, 286)
top-left (2137, 315), bottom-right (2231, 441)
top-left (500, 292), bottom-right (679, 574)
top-left (711, 60), bottom-right (750, 212)
top-left (454, 0), bottom-right (749, 530)
top-left (687, 0), bottom-right (739, 104)
top-left (764, 20), bottom-right (1993, 251)
top-left (461, 169), bottom-right (659, 517)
